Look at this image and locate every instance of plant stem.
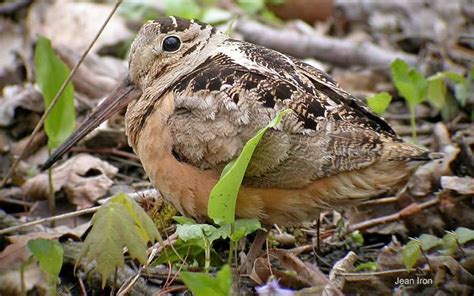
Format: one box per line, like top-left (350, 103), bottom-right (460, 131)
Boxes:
top-left (227, 223), bottom-right (235, 266)
top-left (204, 240), bottom-right (211, 272)
top-left (47, 166), bottom-right (56, 226)
top-left (20, 263), bottom-right (26, 296)
top-left (409, 104), bottom-right (417, 142)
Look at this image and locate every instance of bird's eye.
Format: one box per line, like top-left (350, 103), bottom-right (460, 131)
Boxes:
top-left (162, 36), bottom-right (181, 52)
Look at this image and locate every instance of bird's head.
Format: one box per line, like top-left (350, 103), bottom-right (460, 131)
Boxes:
top-left (129, 16), bottom-right (226, 90)
top-left (43, 16), bottom-right (224, 170)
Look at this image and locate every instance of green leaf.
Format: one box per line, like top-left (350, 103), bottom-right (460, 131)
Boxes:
top-left (238, 0), bottom-right (265, 13)
top-left (426, 74), bottom-right (447, 110)
top-left (419, 234), bottom-right (442, 251)
top-left (153, 238), bottom-right (205, 265)
top-left (110, 193), bottom-right (162, 244)
top-left (354, 262), bottom-right (377, 272)
top-left (442, 71), bottom-right (470, 107)
top-left (229, 219), bottom-right (262, 242)
top-left (34, 35), bottom-right (75, 149)
top-left (164, 0), bottom-right (201, 19)
top-left (390, 59), bottom-right (427, 108)
top-left (442, 71), bottom-right (470, 106)
top-left (78, 193), bottom-right (160, 287)
top-left (443, 71), bottom-right (466, 84)
top-left (442, 231), bottom-right (458, 255)
top-left (350, 230), bottom-right (364, 246)
top-left (366, 92), bottom-right (392, 115)
top-left (181, 265), bottom-right (232, 296)
top-left (27, 239), bottom-right (64, 281)
top-left (173, 216), bottom-right (197, 225)
top-left (201, 7), bottom-right (233, 24)
top-left (402, 239), bottom-right (421, 270)
top-left (176, 223), bottom-right (228, 243)
top-left (208, 109), bottom-right (291, 225)
top-left (455, 227), bottom-right (474, 244)
top-left (119, 0), bottom-right (160, 22)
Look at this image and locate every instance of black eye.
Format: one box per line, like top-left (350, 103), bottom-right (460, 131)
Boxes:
top-left (162, 36), bottom-right (181, 52)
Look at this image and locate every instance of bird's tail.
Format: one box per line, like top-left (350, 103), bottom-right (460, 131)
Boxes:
top-left (382, 140), bottom-right (444, 162)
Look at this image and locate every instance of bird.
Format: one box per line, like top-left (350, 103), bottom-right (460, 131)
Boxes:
top-left (44, 16), bottom-right (438, 270)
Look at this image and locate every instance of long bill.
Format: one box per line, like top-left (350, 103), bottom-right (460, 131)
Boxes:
top-left (42, 76), bottom-right (142, 170)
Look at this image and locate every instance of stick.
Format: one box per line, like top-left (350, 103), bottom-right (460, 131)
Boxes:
top-left (235, 20), bottom-right (417, 69)
top-left (0, 189), bottom-right (158, 235)
top-left (2, 0), bottom-right (123, 187)
top-left (346, 197), bottom-right (439, 234)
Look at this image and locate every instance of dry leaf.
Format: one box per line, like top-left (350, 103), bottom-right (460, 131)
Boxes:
top-left (441, 176), bottom-right (474, 195)
top-left (0, 84), bottom-right (43, 127)
top-left (323, 251), bottom-right (357, 296)
top-left (271, 248), bottom-right (329, 286)
top-left (0, 18), bottom-right (26, 88)
top-left (27, 0), bottom-right (132, 53)
top-left (22, 154), bottom-right (118, 209)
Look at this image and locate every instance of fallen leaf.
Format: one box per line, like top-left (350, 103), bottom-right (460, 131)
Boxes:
top-left (0, 84), bottom-right (43, 127)
top-left (441, 176), bottom-right (474, 195)
top-left (0, 18), bottom-right (26, 88)
top-left (323, 251), bottom-right (357, 295)
top-left (22, 154), bottom-right (118, 209)
top-left (271, 249), bottom-right (328, 286)
top-left (27, 0), bottom-right (132, 54)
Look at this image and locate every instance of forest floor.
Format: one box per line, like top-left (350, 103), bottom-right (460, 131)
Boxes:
top-left (0, 0), bottom-right (473, 295)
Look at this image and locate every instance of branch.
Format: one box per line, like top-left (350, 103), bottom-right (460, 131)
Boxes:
top-left (346, 197), bottom-right (439, 234)
top-left (235, 20), bottom-right (417, 70)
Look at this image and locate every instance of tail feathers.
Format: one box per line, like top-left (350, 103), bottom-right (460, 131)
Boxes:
top-left (409, 151), bottom-right (444, 161)
top-left (383, 141), bottom-right (444, 162)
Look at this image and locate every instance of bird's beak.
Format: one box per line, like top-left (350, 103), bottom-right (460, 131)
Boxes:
top-left (42, 76), bottom-right (142, 170)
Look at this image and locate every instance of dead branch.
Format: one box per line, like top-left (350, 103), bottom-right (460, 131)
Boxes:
top-left (346, 196), bottom-right (439, 234)
top-left (235, 20), bottom-right (417, 70)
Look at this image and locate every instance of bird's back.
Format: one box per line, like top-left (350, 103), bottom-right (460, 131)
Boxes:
top-left (166, 38), bottom-right (429, 189)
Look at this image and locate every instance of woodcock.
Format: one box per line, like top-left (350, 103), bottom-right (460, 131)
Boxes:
top-left (44, 16), bottom-right (438, 227)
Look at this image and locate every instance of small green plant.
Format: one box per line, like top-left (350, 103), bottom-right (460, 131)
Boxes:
top-left (366, 92), bottom-right (392, 115)
top-left (390, 59), bottom-right (427, 141)
top-left (180, 264), bottom-right (232, 296)
top-left (77, 193), bottom-right (162, 287)
top-left (35, 36), bottom-right (76, 150)
top-left (34, 35), bottom-right (76, 216)
top-left (27, 238), bottom-right (64, 295)
top-left (390, 59), bottom-right (471, 141)
top-left (402, 227), bottom-right (474, 270)
top-left (354, 261), bottom-right (377, 272)
top-left (157, 110), bottom-right (289, 295)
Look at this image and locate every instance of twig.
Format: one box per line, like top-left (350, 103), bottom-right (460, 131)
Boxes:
top-left (0, 196), bottom-right (35, 207)
top-left (346, 197), bottom-right (440, 234)
top-left (0, 189), bottom-right (157, 235)
top-left (2, 0), bottom-right (123, 187)
top-left (360, 196), bottom-right (399, 206)
top-left (235, 20), bottom-right (417, 70)
top-left (71, 147), bottom-right (140, 160)
top-left (290, 197), bottom-right (440, 256)
top-left (0, 206), bottom-right (99, 235)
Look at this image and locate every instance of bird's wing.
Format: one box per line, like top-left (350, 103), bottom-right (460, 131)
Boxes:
top-left (169, 40), bottom-right (398, 188)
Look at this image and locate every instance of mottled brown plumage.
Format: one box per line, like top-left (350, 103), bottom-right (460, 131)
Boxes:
top-left (45, 16), bottom-right (437, 226)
